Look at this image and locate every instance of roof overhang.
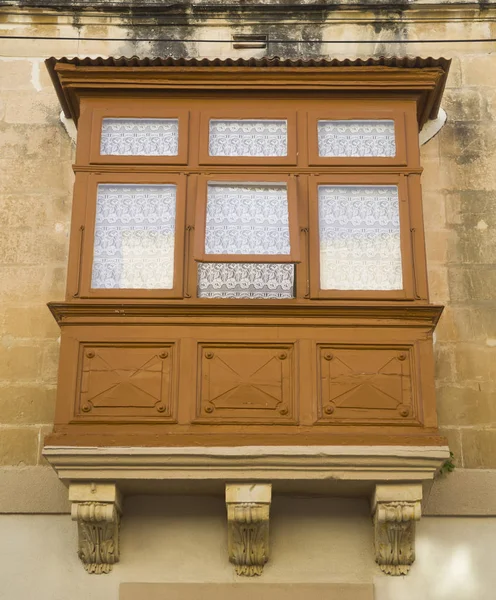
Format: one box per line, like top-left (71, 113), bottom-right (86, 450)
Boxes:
top-left (45, 56), bottom-right (450, 130)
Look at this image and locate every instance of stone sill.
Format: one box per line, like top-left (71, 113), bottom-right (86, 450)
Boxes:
top-left (44, 444), bottom-right (449, 495)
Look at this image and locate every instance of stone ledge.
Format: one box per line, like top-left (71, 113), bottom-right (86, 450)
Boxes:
top-left (43, 445), bottom-right (449, 495)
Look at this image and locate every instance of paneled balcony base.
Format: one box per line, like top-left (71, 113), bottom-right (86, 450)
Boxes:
top-left (44, 444), bottom-right (449, 496)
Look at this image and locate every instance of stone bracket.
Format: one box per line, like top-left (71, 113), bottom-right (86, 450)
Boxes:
top-left (226, 483), bottom-right (272, 576)
top-left (69, 482), bottom-right (123, 574)
top-left (371, 484), bottom-right (422, 576)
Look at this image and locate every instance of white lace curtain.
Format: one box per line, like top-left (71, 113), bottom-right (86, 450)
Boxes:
top-left (100, 118), bottom-right (179, 156)
top-left (209, 120), bottom-right (287, 157)
top-left (318, 185), bottom-right (403, 290)
top-left (205, 183), bottom-right (290, 255)
top-left (318, 120), bottom-right (396, 157)
top-left (91, 184), bottom-right (177, 289)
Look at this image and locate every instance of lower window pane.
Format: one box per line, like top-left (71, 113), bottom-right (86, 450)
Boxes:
top-left (198, 263), bottom-right (295, 299)
top-left (318, 185), bottom-right (402, 291)
top-left (91, 184), bottom-right (176, 289)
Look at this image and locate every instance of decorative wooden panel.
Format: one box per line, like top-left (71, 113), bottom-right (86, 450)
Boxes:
top-left (317, 345), bottom-right (417, 424)
top-left (196, 343), bottom-right (296, 423)
top-left (76, 344), bottom-right (176, 421)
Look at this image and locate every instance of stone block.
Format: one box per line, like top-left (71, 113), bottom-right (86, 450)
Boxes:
top-left (442, 88), bottom-right (487, 122)
top-left (0, 345), bottom-right (43, 382)
top-left (462, 55), bottom-right (496, 87)
top-left (0, 385), bottom-right (56, 425)
top-left (0, 266), bottom-right (47, 302)
top-left (424, 229), bottom-right (454, 264)
top-left (0, 59), bottom-right (34, 91)
top-left (422, 192), bottom-right (447, 231)
top-left (0, 154), bottom-right (72, 195)
top-left (3, 306), bottom-right (60, 339)
top-left (454, 344), bottom-right (496, 384)
top-left (41, 341), bottom-right (60, 384)
top-left (448, 266), bottom-right (496, 302)
top-left (461, 429), bottom-right (496, 469)
top-left (427, 266), bottom-right (450, 304)
top-left (443, 56), bottom-right (462, 89)
top-left (45, 266), bottom-right (68, 299)
top-left (433, 307), bottom-right (457, 343)
top-left (420, 134), bottom-right (439, 161)
top-left (438, 124), bottom-right (496, 191)
top-left (436, 386), bottom-right (496, 427)
top-left (0, 227), bottom-right (69, 266)
top-left (0, 36), bottom-right (78, 59)
top-left (451, 306), bottom-right (496, 344)
top-left (0, 426), bottom-right (39, 466)
top-left (433, 343), bottom-right (455, 383)
top-left (438, 428), bottom-right (462, 468)
top-left (4, 91), bottom-right (60, 125)
top-left (455, 228), bottom-right (496, 265)
top-left (0, 193), bottom-right (49, 228)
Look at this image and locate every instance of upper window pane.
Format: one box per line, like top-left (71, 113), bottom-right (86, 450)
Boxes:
top-left (91, 184), bottom-right (176, 289)
top-left (318, 185), bottom-right (402, 291)
top-left (205, 182), bottom-right (290, 255)
top-left (209, 120), bottom-right (287, 157)
top-left (100, 118), bottom-right (179, 156)
top-left (318, 120), bottom-right (396, 157)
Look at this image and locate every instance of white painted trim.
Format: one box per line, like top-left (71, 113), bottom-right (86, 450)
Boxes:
top-left (43, 445), bottom-right (449, 484)
top-left (60, 112), bottom-right (77, 144)
top-left (419, 107), bottom-right (447, 145)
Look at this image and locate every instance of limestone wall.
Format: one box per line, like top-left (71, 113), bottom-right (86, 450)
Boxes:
top-left (1, 497), bottom-right (496, 600)
top-left (0, 0), bottom-right (495, 498)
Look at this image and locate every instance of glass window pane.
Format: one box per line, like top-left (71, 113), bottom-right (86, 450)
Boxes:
top-left (100, 118), bottom-right (179, 156)
top-left (198, 263), bottom-right (295, 299)
top-left (209, 120), bottom-right (287, 157)
top-left (91, 184), bottom-right (176, 289)
top-left (318, 120), bottom-right (396, 157)
top-left (205, 183), bottom-right (290, 255)
top-left (318, 185), bottom-right (402, 290)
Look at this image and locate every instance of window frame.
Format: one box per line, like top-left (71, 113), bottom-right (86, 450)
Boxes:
top-left (66, 94), bottom-right (428, 304)
top-left (193, 173), bottom-right (301, 264)
top-left (77, 171), bottom-right (187, 299)
top-left (87, 105), bottom-right (190, 166)
top-left (307, 107), bottom-right (407, 167)
top-left (198, 108), bottom-right (298, 166)
top-left (308, 173), bottom-right (415, 300)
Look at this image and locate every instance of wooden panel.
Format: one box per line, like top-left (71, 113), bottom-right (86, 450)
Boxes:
top-left (48, 312), bottom-right (444, 446)
top-left (316, 345), bottom-right (417, 425)
top-left (195, 343), bottom-right (297, 423)
top-left (75, 344), bottom-right (177, 421)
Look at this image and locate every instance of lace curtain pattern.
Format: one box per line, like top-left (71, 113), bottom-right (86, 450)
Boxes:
top-left (205, 183), bottom-right (291, 255)
top-left (318, 185), bottom-right (402, 290)
top-left (209, 120), bottom-right (287, 157)
top-left (318, 120), bottom-right (396, 157)
top-left (100, 118), bottom-right (179, 156)
top-left (91, 184), bottom-right (176, 289)
top-left (198, 263), bottom-right (295, 299)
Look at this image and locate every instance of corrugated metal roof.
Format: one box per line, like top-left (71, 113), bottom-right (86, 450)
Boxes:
top-left (45, 55), bottom-right (450, 122)
top-left (46, 54), bottom-right (451, 70)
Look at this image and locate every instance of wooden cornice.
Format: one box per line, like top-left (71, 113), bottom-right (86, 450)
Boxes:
top-left (45, 57), bottom-right (450, 129)
top-left (48, 301), bottom-right (444, 327)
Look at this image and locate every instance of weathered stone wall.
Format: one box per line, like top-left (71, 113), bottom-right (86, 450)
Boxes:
top-left (0, 0), bottom-right (495, 474)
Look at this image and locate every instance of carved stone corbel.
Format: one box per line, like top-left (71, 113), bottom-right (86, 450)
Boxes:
top-left (372, 484), bottom-right (422, 576)
top-left (226, 483), bottom-right (272, 576)
top-left (69, 482), bottom-right (122, 574)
